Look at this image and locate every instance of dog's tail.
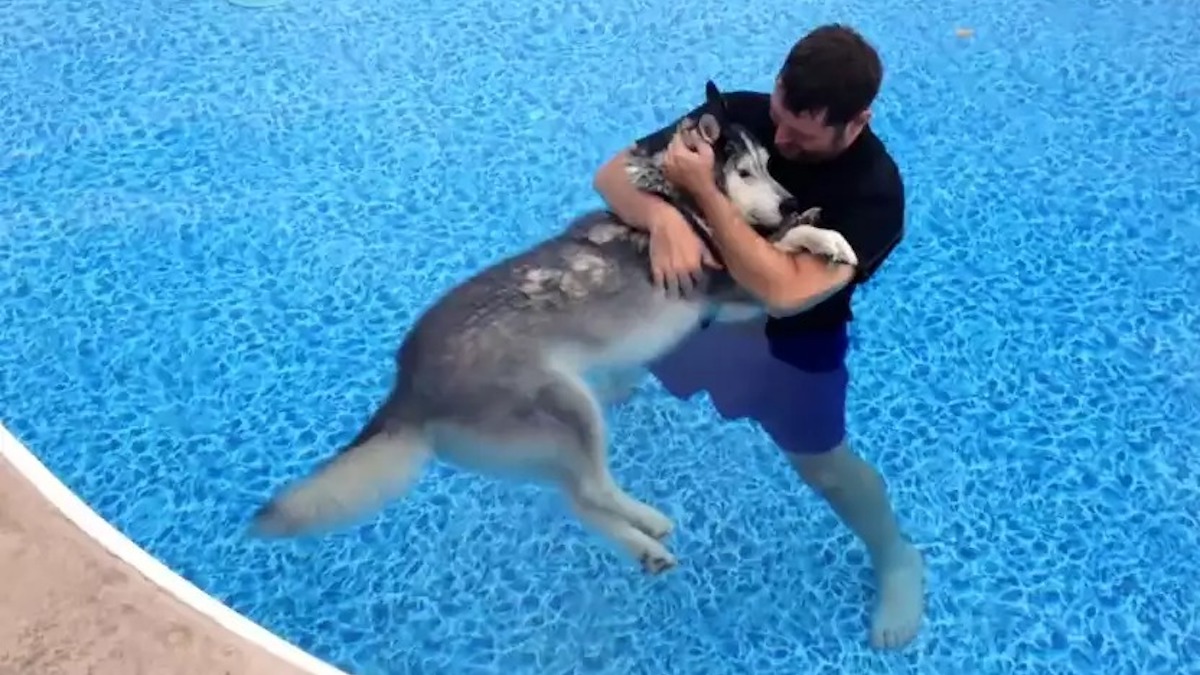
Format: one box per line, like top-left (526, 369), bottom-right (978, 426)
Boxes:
top-left (250, 398), bottom-right (431, 538)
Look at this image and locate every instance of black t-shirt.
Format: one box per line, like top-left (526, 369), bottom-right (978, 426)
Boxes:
top-left (633, 90), bottom-right (905, 334)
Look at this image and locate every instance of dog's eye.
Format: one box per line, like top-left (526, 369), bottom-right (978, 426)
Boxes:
top-left (738, 169), bottom-right (752, 179)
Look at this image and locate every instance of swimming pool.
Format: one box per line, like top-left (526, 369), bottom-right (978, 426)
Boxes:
top-left (2, 0), bottom-right (1198, 671)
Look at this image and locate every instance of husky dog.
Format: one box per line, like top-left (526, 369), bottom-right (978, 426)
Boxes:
top-left (250, 81), bottom-right (858, 573)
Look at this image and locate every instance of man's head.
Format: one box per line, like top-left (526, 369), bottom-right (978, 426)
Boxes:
top-left (771, 24), bottom-right (883, 162)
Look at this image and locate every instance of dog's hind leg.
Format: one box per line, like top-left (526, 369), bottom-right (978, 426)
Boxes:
top-left (593, 479), bottom-right (675, 541)
top-left (566, 471), bottom-right (677, 573)
top-left (547, 371), bottom-right (676, 540)
top-left (482, 368), bottom-right (677, 572)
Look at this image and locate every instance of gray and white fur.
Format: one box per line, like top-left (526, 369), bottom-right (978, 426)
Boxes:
top-left (250, 81), bottom-right (857, 573)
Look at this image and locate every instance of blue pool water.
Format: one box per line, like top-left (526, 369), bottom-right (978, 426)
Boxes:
top-left (2, 0), bottom-right (1198, 672)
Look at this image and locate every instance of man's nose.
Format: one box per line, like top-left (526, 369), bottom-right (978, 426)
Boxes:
top-left (775, 126), bottom-right (800, 146)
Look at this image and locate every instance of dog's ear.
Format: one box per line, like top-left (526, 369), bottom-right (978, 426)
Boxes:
top-left (704, 80), bottom-right (729, 122)
top-left (697, 113), bottom-right (722, 144)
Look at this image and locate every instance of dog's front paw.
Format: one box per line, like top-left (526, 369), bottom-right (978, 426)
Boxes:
top-left (774, 225), bottom-right (859, 266)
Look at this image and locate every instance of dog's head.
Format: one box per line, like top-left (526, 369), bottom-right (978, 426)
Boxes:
top-left (686, 81), bottom-right (798, 230)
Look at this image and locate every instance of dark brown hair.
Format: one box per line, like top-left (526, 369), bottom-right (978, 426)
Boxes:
top-left (777, 24), bottom-right (883, 126)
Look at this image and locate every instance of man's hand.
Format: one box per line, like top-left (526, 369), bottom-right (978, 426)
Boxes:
top-left (647, 125), bottom-right (723, 297)
top-left (648, 210), bottom-right (722, 297)
top-left (662, 127), bottom-right (717, 198)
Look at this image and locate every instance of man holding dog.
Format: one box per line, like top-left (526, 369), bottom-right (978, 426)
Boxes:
top-left (593, 24), bottom-right (924, 650)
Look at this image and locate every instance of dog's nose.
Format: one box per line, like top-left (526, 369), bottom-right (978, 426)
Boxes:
top-left (780, 198), bottom-right (801, 215)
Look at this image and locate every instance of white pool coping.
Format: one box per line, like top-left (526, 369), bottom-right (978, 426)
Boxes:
top-left (0, 421), bottom-right (349, 675)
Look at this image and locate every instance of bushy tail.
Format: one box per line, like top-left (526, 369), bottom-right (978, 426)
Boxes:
top-left (250, 423), bottom-right (431, 538)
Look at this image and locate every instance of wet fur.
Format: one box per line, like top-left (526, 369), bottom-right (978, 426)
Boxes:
top-left (250, 81), bottom-right (852, 574)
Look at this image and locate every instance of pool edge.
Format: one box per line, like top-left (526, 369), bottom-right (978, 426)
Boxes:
top-left (0, 421), bottom-right (349, 675)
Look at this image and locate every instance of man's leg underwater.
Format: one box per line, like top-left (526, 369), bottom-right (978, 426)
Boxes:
top-left (756, 350), bottom-right (925, 650)
top-left (647, 320), bottom-right (925, 647)
top-left (785, 440), bottom-right (925, 649)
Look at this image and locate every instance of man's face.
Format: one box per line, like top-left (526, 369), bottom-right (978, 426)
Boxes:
top-left (769, 82), bottom-right (870, 162)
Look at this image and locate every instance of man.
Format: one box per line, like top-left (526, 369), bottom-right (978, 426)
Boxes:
top-left (592, 24), bottom-right (924, 649)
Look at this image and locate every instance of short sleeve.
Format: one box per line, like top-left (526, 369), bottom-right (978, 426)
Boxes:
top-left (827, 186), bottom-right (905, 284)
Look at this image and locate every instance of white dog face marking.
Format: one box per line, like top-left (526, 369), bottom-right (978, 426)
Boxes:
top-left (720, 129), bottom-right (793, 229)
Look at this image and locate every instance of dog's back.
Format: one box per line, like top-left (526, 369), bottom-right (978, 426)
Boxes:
top-left (398, 210), bottom-right (718, 415)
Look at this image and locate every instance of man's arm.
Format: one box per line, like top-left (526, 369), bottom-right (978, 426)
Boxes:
top-left (593, 102), bottom-right (709, 233)
top-left (594, 101), bottom-right (729, 294)
top-left (691, 186), bottom-right (856, 315)
top-left (593, 148), bottom-right (681, 234)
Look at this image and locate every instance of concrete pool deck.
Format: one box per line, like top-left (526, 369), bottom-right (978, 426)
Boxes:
top-left (0, 425), bottom-right (346, 675)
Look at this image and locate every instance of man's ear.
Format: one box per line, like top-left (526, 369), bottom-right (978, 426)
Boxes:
top-left (844, 108), bottom-right (872, 136)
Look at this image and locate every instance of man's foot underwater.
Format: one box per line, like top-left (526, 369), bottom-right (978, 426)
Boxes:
top-left (869, 541), bottom-right (926, 649)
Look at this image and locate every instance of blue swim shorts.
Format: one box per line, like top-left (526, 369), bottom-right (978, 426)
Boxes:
top-left (648, 318), bottom-right (849, 455)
